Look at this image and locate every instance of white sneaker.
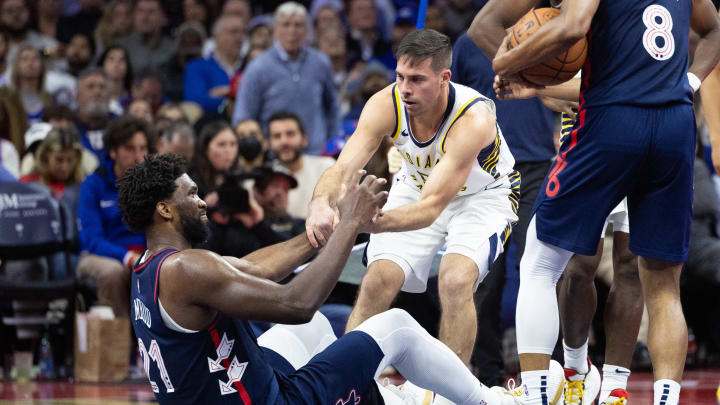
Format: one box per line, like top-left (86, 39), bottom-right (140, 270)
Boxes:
top-left (490, 360), bottom-right (565, 405)
top-left (563, 360), bottom-right (600, 405)
top-left (380, 380), bottom-right (435, 405)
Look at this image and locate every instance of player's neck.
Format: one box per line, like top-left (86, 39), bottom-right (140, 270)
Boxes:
top-left (409, 85), bottom-right (449, 135)
top-left (145, 226), bottom-right (192, 254)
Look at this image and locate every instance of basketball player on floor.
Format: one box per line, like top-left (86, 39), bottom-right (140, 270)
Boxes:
top-left (470, 3), bottom-right (644, 402)
top-left (118, 153), bottom-right (535, 405)
top-left (491, 1), bottom-right (720, 405)
top-left (306, 28), bottom-right (563, 398)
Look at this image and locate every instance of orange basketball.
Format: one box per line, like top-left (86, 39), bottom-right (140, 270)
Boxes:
top-left (508, 8), bottom-right (587, 86)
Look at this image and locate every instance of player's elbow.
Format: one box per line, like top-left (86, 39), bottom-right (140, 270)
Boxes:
top-left (561, 16), bottom-right (591, 45)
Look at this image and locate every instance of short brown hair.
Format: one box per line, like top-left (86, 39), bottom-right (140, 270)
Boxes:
top-left (395, 29), bottom-right (452, 72)
top-left (104, 116), bottom-right (156, 153)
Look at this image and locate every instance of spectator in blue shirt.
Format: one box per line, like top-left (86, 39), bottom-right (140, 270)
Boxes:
top-left (232, 2), bottom-right (340, 156)
top-left (76, 116), bottom-right (153, 318)
top-left (184, 15), bottom-right (247, 113)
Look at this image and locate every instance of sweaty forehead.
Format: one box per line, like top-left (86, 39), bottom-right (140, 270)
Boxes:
top-left (175, 173), bottom-right (196, 193)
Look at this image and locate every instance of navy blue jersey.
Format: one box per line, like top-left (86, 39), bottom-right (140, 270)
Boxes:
top-left (131, 249), bottom-right (280, 404)
top-left (581, 0), bottom-right (693, 108)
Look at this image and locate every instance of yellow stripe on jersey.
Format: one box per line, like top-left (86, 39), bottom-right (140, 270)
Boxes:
top-left (501, 170), bottom-right (522, 244)
top-left (391, 85), bottom-right (402, 140)
top-left (440, 96), bottom-right (482, 154)
top-left (479, 132), bottom-right (501, 179)
top-left (421, 390), bottom-right (433, 405)
top-left (559, 111), bottom-right (578, 147)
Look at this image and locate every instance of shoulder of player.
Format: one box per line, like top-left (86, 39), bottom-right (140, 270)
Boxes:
top-left (359, 84), bottom-right (397, 131)
top-left (163, 249), bottom-right (229, 286)
top-left (451, 101), bottom-right (495, 135)
top-left (366, 84), bottom-right (396, 109)
top-left (444, 102), bottom-right (496, 152)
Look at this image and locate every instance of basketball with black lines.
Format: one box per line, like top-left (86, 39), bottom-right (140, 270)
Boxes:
top-left (508, 7), bottom-right (587, 86)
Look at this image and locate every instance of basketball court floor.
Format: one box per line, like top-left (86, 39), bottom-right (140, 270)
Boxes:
top-left (1, 369), bottom-right (718, 404)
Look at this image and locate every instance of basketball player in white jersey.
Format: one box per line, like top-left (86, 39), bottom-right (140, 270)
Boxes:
top-left (307, 29), bottom-right (565, 404)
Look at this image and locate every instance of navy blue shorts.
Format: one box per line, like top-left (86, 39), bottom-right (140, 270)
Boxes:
top-left (533, 103), bottom-right (695, 262)
top-left (270, 331), bottom-right (385, 405)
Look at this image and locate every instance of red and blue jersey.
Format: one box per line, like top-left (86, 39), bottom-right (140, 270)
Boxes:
top-left (130, 248), bottom-right (280, 404)
top-left (581, 0), bottom-right (693, 108)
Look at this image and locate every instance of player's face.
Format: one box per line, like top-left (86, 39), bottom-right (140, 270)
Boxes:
top-left (173, 174), bottom-right (209, 244)
top-left (395, 56), bottom-right (449, 116)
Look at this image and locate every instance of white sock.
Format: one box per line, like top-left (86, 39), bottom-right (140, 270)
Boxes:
top-left (599, 364), bottom-right (630, 402)
top-left (520, 370), bottom-right (550, 405)
top-left (653, 379), bottom-right (681, 405)
top-left (563, 339), bottom-right (589, 374)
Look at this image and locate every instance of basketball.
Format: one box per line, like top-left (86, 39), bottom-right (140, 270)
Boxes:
top-left (507, 7), bottom-right (587, 86)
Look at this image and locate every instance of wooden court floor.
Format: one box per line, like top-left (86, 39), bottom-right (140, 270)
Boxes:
top-left (0, 369), bottom-right (718, 404)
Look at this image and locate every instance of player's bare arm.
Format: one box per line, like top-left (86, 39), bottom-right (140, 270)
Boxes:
top-left (369, 105), bottom-right (496, 233)
top-left (689, 0), bottom-right (720, 82)
top-left (467, 0), bottom-right (539, 59)
top-left (702, 53), bottom-right (720, 174)
top-left (493, 0), bottom-right (600, 78)
top-left (159, 170), bottom-right (388, 329)
top-left (221, 233), bottom-right (316, 281)
top-left (306, 86), bottom-right (394, 247)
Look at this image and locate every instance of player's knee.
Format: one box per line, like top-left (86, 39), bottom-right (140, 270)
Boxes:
top-left (438, 267), bottom-right (477, 302)
top-left (381, 308), bottom-right (416, 329)
top-left (564, 255), bottom-right (599, 284)
top-left (613, 247), bottom-right (639, 282)
top-left (358, 266), bottom-right (402, 303)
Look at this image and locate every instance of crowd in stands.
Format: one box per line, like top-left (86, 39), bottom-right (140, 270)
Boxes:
top-left (0, 0), bottom-right (719, 381)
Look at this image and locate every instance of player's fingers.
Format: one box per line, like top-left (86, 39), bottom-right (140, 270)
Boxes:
top-left (307, 227), bottom-right (320, 248)
top-left (366, 176), bottom-right (387, 193)
top-left (374, 191), bottom-right (389, 207)
top-left (360, 174), bottom-right (378, 188)
top-left (315, 228), bottom-right (328, 246)
top-left (347, 169), bottom-right (366, 187)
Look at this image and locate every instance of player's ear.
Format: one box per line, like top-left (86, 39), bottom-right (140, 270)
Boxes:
top-left (156, 201), bottom-right (173, 221)
top-left (441, 69), bottom-right (451, 84)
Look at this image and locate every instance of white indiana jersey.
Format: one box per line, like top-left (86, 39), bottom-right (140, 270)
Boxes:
top-left (389, 81), bottom-right (516, 197)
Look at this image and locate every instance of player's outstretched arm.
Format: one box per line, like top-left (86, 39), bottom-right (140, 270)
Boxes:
top-left (220, 233), bottom-right (316, 282)
top-left (167, 171), bottom-right (388, 325)
top-left (493, 0), bottom-right (599, 78)
top-left (306, 86), bottom-right (395, 247)
top-left (369, 106), bottom-right (496, 233)
top-left (467, 0), bottom-right (537, 59)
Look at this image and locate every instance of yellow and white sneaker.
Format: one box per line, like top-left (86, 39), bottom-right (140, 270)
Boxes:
top-left (563, 360), bottom-right (600, 405)
top-left (599, 388), bottom-right (628, 405)
top-left (490, 360), bottom-right (566, 405)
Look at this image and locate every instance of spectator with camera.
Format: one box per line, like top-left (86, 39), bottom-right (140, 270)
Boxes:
top-left (253, 161), bottom-right (305, 240)
top-left (76, 116), bottom-right (153, 318)
top-left (199, 172), bottom-right (286, 258)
